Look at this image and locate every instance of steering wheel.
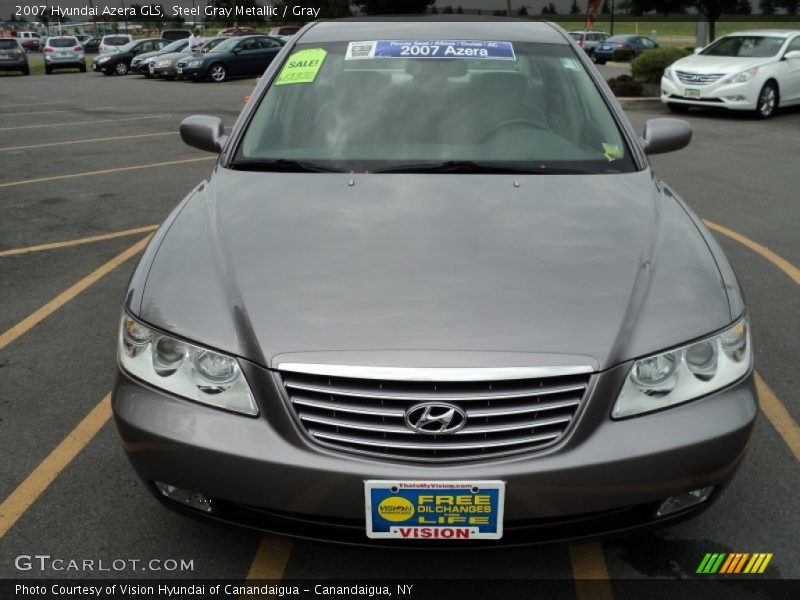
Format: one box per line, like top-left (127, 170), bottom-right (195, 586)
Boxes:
top-left (481, 119), bottom-right (550, 143)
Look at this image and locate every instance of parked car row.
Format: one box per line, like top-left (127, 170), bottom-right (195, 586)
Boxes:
top-left (88, 34), bottom-right (287, 82)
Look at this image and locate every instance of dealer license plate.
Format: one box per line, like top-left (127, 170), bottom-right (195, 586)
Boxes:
top-left (176, 67), bottom-right (183, 74)
top-left (365, 480), bottom-right (505, 540)
top-left (684, 88), bottom-right (701, 99)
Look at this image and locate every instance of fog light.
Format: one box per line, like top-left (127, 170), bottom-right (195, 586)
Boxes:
top-left (656, 486), bottom-right (714, 517)
top-left (154, 481), bottom-right (214, 513)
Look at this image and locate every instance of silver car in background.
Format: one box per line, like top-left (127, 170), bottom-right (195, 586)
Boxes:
top-left (43, 36), bottom-right (86, 74)
top-left (113, 19), bottom-right (756, 546)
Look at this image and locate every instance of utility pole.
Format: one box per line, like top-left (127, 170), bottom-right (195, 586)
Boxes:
top-left (507, 0), bottom-right (512, 16)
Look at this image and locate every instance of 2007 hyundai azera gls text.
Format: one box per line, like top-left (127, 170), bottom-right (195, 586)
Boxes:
top-left (112, 19), bottom-right (756, 545)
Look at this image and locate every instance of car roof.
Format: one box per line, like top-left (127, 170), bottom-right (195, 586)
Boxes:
top-left (298, 17), bottom-right (567, 45)
top-left (725, 29), bottom-right (798, 38)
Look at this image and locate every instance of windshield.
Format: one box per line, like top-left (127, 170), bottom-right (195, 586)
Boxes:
top-left (0, 39), bottom-right (19, 49)
top-left (200, 38), bottom-right (225, 53)
top-left (701, 36), bottom-right (785, 58)
top-left (236, 40), bottom-right (634, 174)
top-left (161, 39), bottom-right (188, 54)
top-left (208, 37), bottom-right (239, 54)
top-left (568, 33), bottom-right (584, 41)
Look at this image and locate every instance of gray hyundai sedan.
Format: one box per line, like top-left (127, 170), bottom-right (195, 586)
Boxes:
top-left (112, 19), bottom-right (756, 545)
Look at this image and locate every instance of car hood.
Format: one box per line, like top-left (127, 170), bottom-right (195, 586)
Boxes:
top-left (135, 168), bottom-right (733, 372)
top-left (672, 54), bottom-right (773, 73)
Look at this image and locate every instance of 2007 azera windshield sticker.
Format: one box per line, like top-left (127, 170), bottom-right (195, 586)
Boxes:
top-left (346, 40), bottom-right (516, 61)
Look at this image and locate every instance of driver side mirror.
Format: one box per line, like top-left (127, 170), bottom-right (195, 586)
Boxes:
top-left (641, 118), bottom-right (692, 155)
top-left (180, 115), bottom-right (226, 153)
top-left (783, 50), bottom-right (800, 61)
top-left (693, 47), bottom-right (703, 54)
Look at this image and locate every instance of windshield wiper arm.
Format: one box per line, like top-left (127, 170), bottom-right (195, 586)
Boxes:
top-left (228, 158), bottom-right (343, 173)
top-left (371, 160), bottom-right (587, 175)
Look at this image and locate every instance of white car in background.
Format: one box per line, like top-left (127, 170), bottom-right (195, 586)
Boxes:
top-left (661, 30), bottom-right (800, 118)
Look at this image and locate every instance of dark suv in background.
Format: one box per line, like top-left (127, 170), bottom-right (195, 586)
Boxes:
top-left (0, 37), bottom-right (29, 75)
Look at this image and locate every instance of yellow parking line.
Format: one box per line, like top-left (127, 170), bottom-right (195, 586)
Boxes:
top-left (245, 535), bottom-right (294, 580)
top-left (0, 132), bottom-right (178, 152)
top-left (0, 393), bottom-right (112, 538)
top-left (704, 220), bottom-right (800, 286)
top-left (0, 114), bottom-right (171, 132)
top-left (0, 235), bottom-right (151, 352)
top-left (568, 542), bottom-right (614, 600)
top-left (756, 373), bottom-right (800, 462)
top-left (0, 157), bottom-right (215, 189)
top-left (0, 225), bottom-right (158, 258)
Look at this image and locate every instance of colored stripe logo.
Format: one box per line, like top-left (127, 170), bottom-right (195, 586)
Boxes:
top-left (697, 553), bottom-right (773, 574)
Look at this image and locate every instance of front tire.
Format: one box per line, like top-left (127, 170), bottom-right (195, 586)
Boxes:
top-left (595, 59), bottom-right (606, 65)
top-left (755, 82), bottom-right (778, 119)
top-left (114, 62), bottom-right (128, 76)
top-left (79, 63), bottom-right (86, 73)
top-left (22, 66), bottom-right (30, 75)
top-left (667, 102), bottom-right (690, 114)
top-left (209, 63), bottom-right (226, 82)
top-left (45, 65), bottom-right (52, 74)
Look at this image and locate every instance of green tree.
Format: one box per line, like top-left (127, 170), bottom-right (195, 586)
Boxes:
top-left (456, 5), bottom-right (464, 13)
top-left (570, 0), bottom-right (582, 13)
top-left (518, 5), bottom-right (529, 14)
top-left (630, 0), bottom-right (735, 40)
top-left (442, 5), bottom-right (454, 13)
top-left (759, 0), bottom-right (775, 12)
top-left (735, 0), bottom-right (751, 12)
top-left (355, 0), bottom-right (434, 14)
top-left (601, 0), bottom-right (611, 13)
top-left (431, 5), bottom-right (438, 12)
top-left (777, 0), bottom-right (799, 13)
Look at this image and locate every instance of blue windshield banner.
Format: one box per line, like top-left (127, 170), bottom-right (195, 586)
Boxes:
top-left (346, 40), bottom-right (516, 61)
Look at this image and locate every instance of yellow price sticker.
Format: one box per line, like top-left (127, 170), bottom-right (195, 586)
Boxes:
top-left (275, 48), bottom-right (327, 85)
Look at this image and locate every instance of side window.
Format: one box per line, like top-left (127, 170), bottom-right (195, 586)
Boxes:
top-left (262, 38), bottom-right (282, 49)
top-left (642, 38), bottom-right (656, 49)
top-left (788, 37), bottom-right (800, 52)
top-left (238, 39), bottom-right (256, 52)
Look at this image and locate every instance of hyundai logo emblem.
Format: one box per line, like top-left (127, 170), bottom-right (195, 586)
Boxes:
top-left (404, 402), bottom-right (467, 435)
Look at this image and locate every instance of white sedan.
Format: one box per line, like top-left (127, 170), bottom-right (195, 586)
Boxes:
top-left (661, 29), bottom-right (800, 118)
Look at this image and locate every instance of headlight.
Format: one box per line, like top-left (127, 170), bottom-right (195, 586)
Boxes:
top-left (186, 59), bottom-right (202, 67)
top-left (612, 318), bottom-right (751, 418)
top-left (97, 56), bottom-right (109, 64)
top-left (663, 67), bottom-right (674, 80)
top-left (724, 67), bottom-right (759, 84)
top-left (156, 59), bottom-right (171, 67)
top-left (118, 314), bottom-right (258, 416)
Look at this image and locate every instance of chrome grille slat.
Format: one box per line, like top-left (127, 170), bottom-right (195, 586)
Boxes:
top-left (278, 366), bottom-right (591, 462)
top-left (467, 399), bottom-right (580, 418)
top-left (309, 430), bottom-right (561, 450)
top-left (675, 71), bottom-right (725, 85)
top-left (284, 381), bottom-right (586, 402)
top-left (290, 397), bottom-right (405, 418)
top-left (298, 412), bottom-right (572, 436)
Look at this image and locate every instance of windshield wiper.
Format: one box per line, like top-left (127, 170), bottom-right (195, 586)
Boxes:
top-left (228, 158), bottom-right (343, 173)
top-left (371, 160), bottom-right (587, 175)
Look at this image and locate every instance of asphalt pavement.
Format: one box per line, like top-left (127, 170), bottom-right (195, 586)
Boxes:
top-left (0, 67), bottom-right (798, 595)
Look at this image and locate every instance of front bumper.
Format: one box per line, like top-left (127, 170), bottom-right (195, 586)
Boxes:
top-left (112, 362), bottom-right (757, 545)
top-left (660, 75), bottom-right (760, 110)
top-left (176, 64), bottom-right (204, 79)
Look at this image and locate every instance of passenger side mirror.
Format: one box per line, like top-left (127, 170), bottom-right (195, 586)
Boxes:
top-left (180, 115), bottom-right (226, 153)
top-left (693, 47), bottom-right (703, 54)
top-left (783, 50), bottom-right (800, 61)
top-left (641, 118), bottom-right (692, 155)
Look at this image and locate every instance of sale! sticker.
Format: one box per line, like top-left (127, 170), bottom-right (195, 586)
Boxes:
top-left (275, 48), bottom-right (327, 85)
